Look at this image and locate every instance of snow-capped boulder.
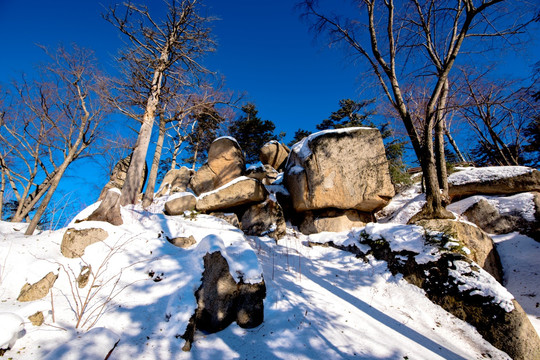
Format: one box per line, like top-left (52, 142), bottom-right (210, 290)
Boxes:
top-left (298, 209), bottom-right (371, 235)
top-left (60, 227), bottom-right (109, 258)
top-left (241, 198), bottom-right (286, 240)
top-left (463, 198), bottom-right (526, 235)
top-left (164, 192), bottom-right (197, 215)
top-left (0, 313), bottom-right (24, 353)
top-left (284, 127), bottom-right (394, 213)
top-left (156, 167), bottom-right (193, 198)
top-left (259, 140), bottom-right (289, 170)
top-left (17, 271), bottom-right (58, 302)
top-left (417, 219), bottom-right (503, 283)
top-left (196, 177), bottom-right (267, 213)
top-left (448, 166), bottom-right (540, 201)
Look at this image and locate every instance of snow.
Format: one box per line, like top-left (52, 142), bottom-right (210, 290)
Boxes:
top-left (448, 166), bottom-right (534, 185)
top-left (377, 184), bottom-right (426, 224)
top-left (0, 312), bottom-right (24, 350)
top-left (212, 136), bottom-right (239, 146)
top-left (1, 174), bottom-right (538, 359)
top-left (448, 193), bottom-right (536, 222)
top-left (197, 176), bottom-right (252, 199)
top-left (448, 261), bottom-right (514, 312)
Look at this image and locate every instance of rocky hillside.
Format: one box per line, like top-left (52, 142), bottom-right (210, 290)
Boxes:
top-left (0, 127), bottom-right (539, 359)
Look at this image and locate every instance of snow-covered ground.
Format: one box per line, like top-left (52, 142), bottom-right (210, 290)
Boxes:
top-left (0, 180), bottom-right (538, 359)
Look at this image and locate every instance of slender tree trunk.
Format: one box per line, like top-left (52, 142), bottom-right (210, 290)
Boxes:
top-left (142, 114), bottom-right (166, 208)
top-left (444, 127), bottom-right (466, 163)
top-left (435, 80), bottom-right (449, 202)
top-left (119, 66), bottom-right (165, 206)
top-left (0, 169), bottom-right (4, 220)
top-left (25, 152), bottom-right (76, 235)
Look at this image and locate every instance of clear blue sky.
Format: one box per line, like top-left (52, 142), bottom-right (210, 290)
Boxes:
top-left (0, 0), bottom-right (366, 140)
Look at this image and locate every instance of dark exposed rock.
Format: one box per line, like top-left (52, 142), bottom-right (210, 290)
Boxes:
top-left (182, 251), bottom-right (265, 351)
top-left (241, 199), bottom-right (287, 240)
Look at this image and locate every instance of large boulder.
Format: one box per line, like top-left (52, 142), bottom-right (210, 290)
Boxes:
top-left (189, 138), bottom-right (246, 196)
top-left (196, 177), bottom-right (267, 213)
top-left (284, 128), bottom-right (394, 213)
top-left (245, 164), bottom-right (280, 185)
top-left (299, 209), bottom-right (372, 235)
top-left (182, 251), bottom-right (265, 351)
top-left (417, 219), bottom-right (503, 283)
top-left (241, 199), bottom-right (287, 240)
top-left (259, 141), bottom-right (290, 170)
top-left (61, 227), bottom-right (109, 258)
top-left (17, 272), bottom-right (58, 302)
top-left (164, 193), bottom-right (197, 215)
top-left (448, 166), bottom-right (540, 201)
top-left (84, 188), bottom-right (123, 226)
top-left (462, 199), bottom-right (524, 235)
top-left (98, 154), bottom-right (147, 201)
top-left (156, 167), bottom-right (193, 198)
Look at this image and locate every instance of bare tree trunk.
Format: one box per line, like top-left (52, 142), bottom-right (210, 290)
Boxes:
top-left (435, 80), bottom-right (449, 202)
top-left (0, 169), bottom-right (4, 220)
top-left (119, 66), bottom-right (165, 206)
top-left (444, 127), bottom-right (466, 163)
top-left (142, 114), bottom-right (166, 208)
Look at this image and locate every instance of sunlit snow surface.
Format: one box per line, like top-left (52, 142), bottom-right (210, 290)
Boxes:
top-left (0, 181), bottom-right (537, 359)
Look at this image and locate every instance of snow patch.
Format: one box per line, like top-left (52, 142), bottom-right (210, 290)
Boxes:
top-left (448, 166), bottom-right (533, 185)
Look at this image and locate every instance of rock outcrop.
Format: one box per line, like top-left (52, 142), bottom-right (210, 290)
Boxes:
top-left (417, 219), bottom-right (503, 283)
top-left (285, 128), bottom-right (394, 213)
top-left (196, 177), bottom-right (267, 213)
top-left (98, 154), bottom-right (147, 201)
top-left (182, 251), bottom-right (265, 351)
top-left (259, 141), bottom-right (290, 170)
top-left (61, 227), bottom-right (109, 258)
top-left (299, 209), bottom-right (372, 235)
top-left (448, 166), bottom-right (540, 201)
top-left (164, 193), bottom-right (197, 215)
top-left (156, 167), bottom-right (193, 198)
top-left (190, 137), bottom-right (246, 196)
top-left (241, 199), bottom-right (287, 240)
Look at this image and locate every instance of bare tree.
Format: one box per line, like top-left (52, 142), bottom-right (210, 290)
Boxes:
top-left (454, 68), bottom-right (536, 165)
top-left (0, 45), bottom-right (109, 235)
top-left (301, 0), bottom-right (533, 220)
top-left (103, 0), bottom-right (216, 207)
top-left (141, 81), bottom-right (236, 208)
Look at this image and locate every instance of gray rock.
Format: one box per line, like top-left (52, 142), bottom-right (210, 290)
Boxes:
top-left (156, 167), bottom-right (193, 197)
top-left (298, 209), bottom-right (372, 235)
top-left (241, 199), bottom-right (287, 240)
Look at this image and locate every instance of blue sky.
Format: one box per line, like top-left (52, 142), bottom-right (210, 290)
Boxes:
top-left (0, 0), bottom-right (366, 140)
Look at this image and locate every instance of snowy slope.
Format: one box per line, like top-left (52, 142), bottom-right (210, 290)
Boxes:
top-left (0, 187), bottom-right (537, 359)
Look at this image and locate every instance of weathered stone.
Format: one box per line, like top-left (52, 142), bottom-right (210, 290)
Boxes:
top-left (189, 164), bottom-right (218, 196)
top-left (207, 137), bottom-right (246, 189)
top-left (463, 199), bottom-right (523, 235)
top-left (245, 164), bottom-right (280, 185)
top-left (164, 193), bottom-right (197, 215)
top-left (417, 219), bottom-right (503, 283)
top-left (241, 199), bottom-right (287, 240)
top-left (196, 177), bottom-right (267, 213)
top-left (28, 311), bottom-right (44, 326)
top-left (77, 265), bottom-right (91, 288)
top-left (98, 154), bottom-right (147, 201)
top-left (259, 141), bottom-right (290, 170)
top-left (61, 228), bottom-right (109, 258)
top-left (167, 235), bottom-right (197, 248)
top-left (156, 167), bottom-right (194, 197)
top-left (17, 272), bottom-right (58, 302)
top-left (85, 189), bottom-right (123, 226)
top-left (284, 128), bottom-right (394, 213)
top-left (195, 251), bottom-right (265, 332)
top-left (448, 167), bottom-right (540, 201)
top-left (299, 209), bottom-right (372, 235)
top-left (209, 212), bottom-right (240, 228)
